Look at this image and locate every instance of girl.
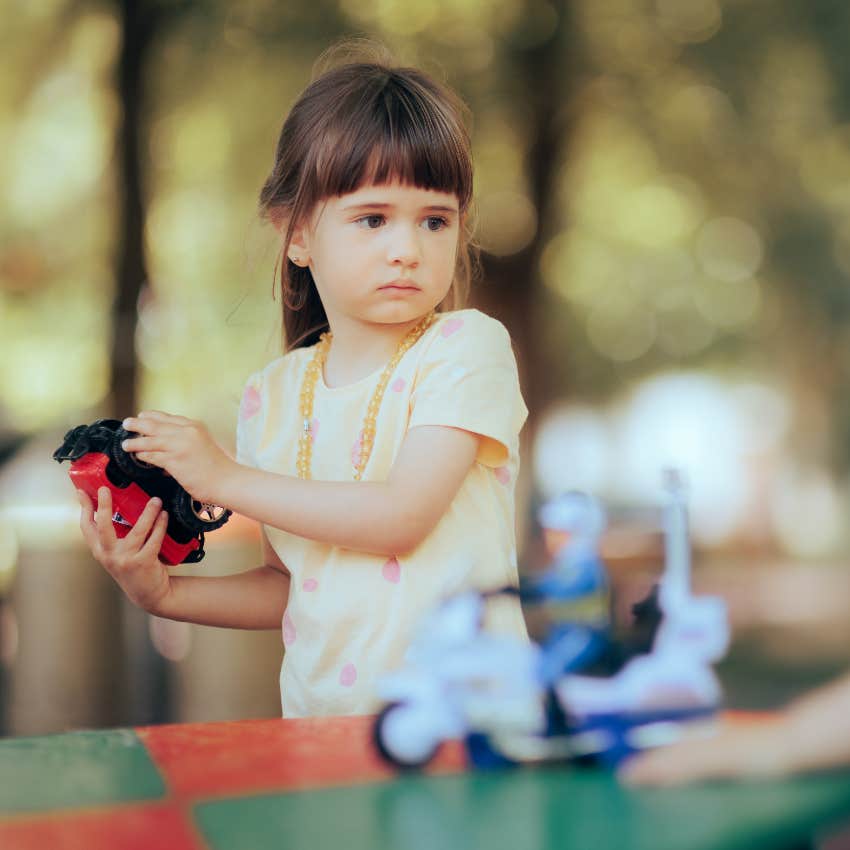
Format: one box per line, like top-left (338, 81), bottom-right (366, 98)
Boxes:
top-left (78, 47), bottom-right (529, 718)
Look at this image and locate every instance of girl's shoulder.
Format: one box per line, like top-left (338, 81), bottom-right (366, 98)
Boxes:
top-left (434, 307), bottom-right (507, 331)
top-left (243, 346), bottom-right (315, 391)
top-left (423, 308), bottom-right (514, 356)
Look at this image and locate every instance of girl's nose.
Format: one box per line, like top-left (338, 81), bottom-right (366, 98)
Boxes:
top-left (387, 224), bottom-right (421, 267)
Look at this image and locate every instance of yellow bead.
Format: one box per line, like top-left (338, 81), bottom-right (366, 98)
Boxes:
top-left (296, 311), bottom-right (434, 480)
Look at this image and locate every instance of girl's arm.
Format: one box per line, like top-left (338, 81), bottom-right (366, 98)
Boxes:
top-left (121, 413), bottom-right (480, 555)
top-left (158, 565), bottom-right (290, 629)
top-left (79, 487), bottom-right (289, 629)
top-left (157, 529), bottom-right (290, 629)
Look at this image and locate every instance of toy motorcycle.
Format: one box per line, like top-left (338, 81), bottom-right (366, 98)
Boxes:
top-left (373, 587), bottom-right (545, 770)
top-left (373, 471), bottom-right (729, 770)
top-left (54, 418), bottom-right (231, 565)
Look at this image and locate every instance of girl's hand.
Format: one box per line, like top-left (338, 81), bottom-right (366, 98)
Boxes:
top-left (78, 486), bottom-right (173, 615)
top-left (120, 411), bottom-right (236, 504)
top-left (618, 717), bottom-right (790, 786)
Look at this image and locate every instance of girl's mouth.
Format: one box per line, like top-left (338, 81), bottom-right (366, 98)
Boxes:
top-left (379, 281), bottom-right (421, 292)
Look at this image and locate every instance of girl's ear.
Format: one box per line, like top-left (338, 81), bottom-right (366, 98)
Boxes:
top-left (287, 221), bottom-right (311, 267)
top-left (270, 206), bottom-right (311, 267)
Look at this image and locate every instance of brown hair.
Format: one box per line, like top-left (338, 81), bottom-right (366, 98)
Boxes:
top-left (258, 43), bottom-right (477, 350)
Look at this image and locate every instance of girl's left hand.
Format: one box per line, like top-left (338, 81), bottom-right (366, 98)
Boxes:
top-left (121, 411), bottom-right (236, 505)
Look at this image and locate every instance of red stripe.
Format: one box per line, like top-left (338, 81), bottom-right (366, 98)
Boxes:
top-left (0, 803), bottom-right (205, 850)
top-left (138, 715), bottom-right (466, 800)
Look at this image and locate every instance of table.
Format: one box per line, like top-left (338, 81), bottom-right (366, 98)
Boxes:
top-left (1, 715), bottom-right (850, 850)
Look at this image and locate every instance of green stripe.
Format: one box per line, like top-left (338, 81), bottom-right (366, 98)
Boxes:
top-left (0, 729), bottom-right (165, 814)
top-left (195, 769), bottom-right (850, 850)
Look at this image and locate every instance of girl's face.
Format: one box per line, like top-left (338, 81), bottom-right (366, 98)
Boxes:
top-left (292, 180), bottom-right (461, 329)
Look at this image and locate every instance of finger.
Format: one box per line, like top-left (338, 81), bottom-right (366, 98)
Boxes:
top-left (130, 451), bottom-right (168, 468)
top-left (135, 410), bottom-right (192, 425)
top-left (77, 490), bottom-right (98, 546)
top-left (618, 754), bottom-right (677, 786)
top-left (77, 488), bottom-right (94, 520)
top-left (121, 417), bottom-right (161, 437)
top-left (619, 743), bottom-right (708, 787)
top-left (124, 497), bottom-right (163, 547)
top-left (93, 486), bottom-right (118, 548)
top-left (94, 485), bottom-right (111, 519)
top-left (140, 508), bottom-right (170, 559)
top-left (120, 434), bottom-right (165, 453)
top-left (122, 415), bottom-right (185, 438)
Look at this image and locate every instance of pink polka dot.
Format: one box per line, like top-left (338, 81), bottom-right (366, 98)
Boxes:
top-left (494, 466), bottom-right (511, 485)
top-left (440, 317), bottom-right (464, 338)
top-left (309, 417), bottom-right (319, 443)
top-left (239, 385), bottom-right (261, 420)
top-left (391, 377), bottom-right (406, 393)
top-left (351, 431), bottom-right (363, 468)
top-left (302, 578), bottom-right (318, 592)
top-left (282, 611), bottom-right (296, 646)
top-left (382, 556), bottom-right (401, 584)
top-left (339, 663), bottom-right (357, 687)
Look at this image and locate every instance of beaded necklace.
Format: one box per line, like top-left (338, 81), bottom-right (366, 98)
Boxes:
top-left (296, 311), bottom-right (437, 480)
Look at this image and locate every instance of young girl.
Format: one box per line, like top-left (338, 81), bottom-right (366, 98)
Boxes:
top-left (77, 48), bottom-right (529, 718)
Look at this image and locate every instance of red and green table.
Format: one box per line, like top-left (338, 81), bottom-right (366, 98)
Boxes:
top-left (2, 715), bottom-right (850, 849)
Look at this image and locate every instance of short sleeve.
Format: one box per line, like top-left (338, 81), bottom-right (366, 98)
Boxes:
top-left (408, 311), bottom-right (528, 467)
top-left (236, 370), bottom-right (265, 468)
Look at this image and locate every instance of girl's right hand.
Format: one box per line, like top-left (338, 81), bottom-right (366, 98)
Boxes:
top-left (78, 486), bottom-right (173, 615)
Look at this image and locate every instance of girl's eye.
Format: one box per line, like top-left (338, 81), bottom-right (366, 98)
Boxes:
top-left (356, 214), bottom-right (385, 229)
top-left (424, 216), bottom-right (449, 232)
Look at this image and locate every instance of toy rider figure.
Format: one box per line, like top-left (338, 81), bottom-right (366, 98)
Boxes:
top-left (521, 492), bottom-right (610, 684)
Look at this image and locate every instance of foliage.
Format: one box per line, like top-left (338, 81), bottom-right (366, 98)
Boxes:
top-left (2, 0), bottom-right (849, 467)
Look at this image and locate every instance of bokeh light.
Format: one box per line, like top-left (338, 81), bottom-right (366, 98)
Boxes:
top-left (533, 373), bottom-right (800, 551)
top-left (655, 0), bottom-right (722, 45)
top-left (695, 217), bottom-right (764, 283)
top-left (476, 190), bottom-right (538, 256)
top-left (769, 462), bottom-right (846, 558)
top-left (533, 406), bottom-right (611, 498)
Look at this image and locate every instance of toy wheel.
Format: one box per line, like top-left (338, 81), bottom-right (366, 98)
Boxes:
top-left (373, 701), bottom-right (441, 770)
top-left (112, 428), bottom-right (160, 480)
top-left (171, 490), bottom-right (231, 534)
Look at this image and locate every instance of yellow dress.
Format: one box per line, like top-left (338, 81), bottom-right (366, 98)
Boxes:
top-left (236, 309), bottom-right (529, 717)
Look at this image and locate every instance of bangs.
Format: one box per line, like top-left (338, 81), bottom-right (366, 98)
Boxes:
top-left (260, 57), bottom-right (476, 351)
top-left (307, 71), bottom-right (472, 210)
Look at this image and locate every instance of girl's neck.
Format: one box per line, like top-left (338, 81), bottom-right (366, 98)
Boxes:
top-left (322, 315), bottom-right (428, 388)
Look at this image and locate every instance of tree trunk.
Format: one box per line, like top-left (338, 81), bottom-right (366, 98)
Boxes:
top-left (471, 0), bottom-right (579, 554)
top-left (474, 0), bottom-right (578, 425)
top-left (110, 0), bottom-right (156, 420)
top-left (111, 0), bottom-right (169, 726)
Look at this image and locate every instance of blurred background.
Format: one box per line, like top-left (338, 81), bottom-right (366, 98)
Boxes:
top-left (2, 0), bottom-right (850, 736)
